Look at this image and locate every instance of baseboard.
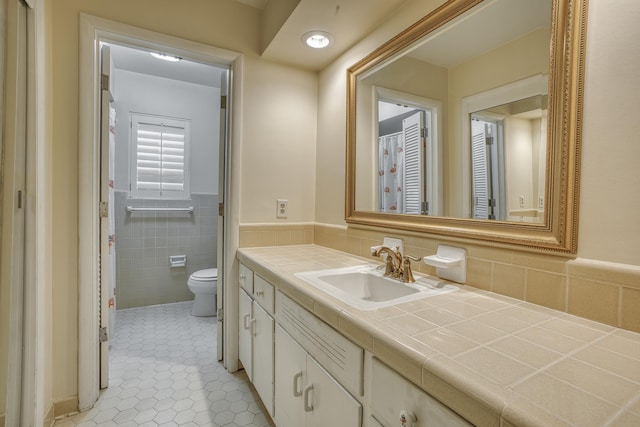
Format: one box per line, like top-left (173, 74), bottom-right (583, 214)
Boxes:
top-left (54, 397), bottom-right (78, 420)
top-left (45, 402), bottom-right (55, 427)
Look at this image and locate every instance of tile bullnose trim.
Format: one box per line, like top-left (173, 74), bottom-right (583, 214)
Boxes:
top-left (567, 258), bottom-right (640, 289)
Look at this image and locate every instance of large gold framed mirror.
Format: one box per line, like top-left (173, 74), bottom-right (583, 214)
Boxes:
top-left (346, 0), bottom-right (587, 254)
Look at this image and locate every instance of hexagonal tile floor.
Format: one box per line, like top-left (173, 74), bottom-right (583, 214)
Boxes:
top-left (54, 302), bottom-right (274, 427)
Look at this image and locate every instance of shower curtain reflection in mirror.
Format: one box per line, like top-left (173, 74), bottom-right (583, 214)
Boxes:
top-left (377, 103), bottom-right (432, 215)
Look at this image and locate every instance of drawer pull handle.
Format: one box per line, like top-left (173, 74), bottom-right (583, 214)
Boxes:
top-left (256, 290), bottom-right (264, 297)
top-left (293, 372), bottom-right (303, 397)
top-left (250, 318), bottom-right (257, 336)
top-left (240, 274), bottom-right (245, 280)
top-left (243, 314), bottom-right (251, 330)
top-left (303, 384), bottom-right (314, 412)
top-left (399, 410), bottom-right (416, 427)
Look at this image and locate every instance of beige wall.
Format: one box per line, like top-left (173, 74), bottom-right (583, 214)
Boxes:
top-left (579, 0), bottom-right (640, 264)
top-left (240, 56), bottom-right (318, 223)
top-left (48, 0), bottom-right (317, 406)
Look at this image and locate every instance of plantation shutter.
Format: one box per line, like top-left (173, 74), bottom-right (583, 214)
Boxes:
top-left (471, 119), bottom-right (489, 219)
top-left (131, 114), bottom-right (190, 199)
top-left (402, 112), bottom-right (423, 215)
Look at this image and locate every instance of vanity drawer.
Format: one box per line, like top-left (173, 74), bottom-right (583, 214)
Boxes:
top-left (239, 263), bottom-right (254, 293)
top-left (253, 274), bottom-right (275, 314)
top-left (370, 358), bottom-right (470, 427)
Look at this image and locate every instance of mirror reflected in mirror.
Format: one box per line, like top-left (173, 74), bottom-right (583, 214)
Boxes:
top-left (470, 93), bottom-right (547, 222)
top-left (346, 0), bottom-right (587, 253)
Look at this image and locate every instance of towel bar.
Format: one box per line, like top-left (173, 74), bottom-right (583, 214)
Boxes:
top-left (126, 206), bottom-right (194, 213)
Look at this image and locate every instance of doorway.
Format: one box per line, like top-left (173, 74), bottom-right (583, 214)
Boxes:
top-left (99, 41), bottom-right (229, 388)
top-left (374, 86), bottom-right (443, 216)
top-left (78, 14), bottom-right (243, 411)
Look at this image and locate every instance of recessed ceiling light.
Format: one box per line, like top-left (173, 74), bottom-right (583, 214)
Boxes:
top-left (301, 31), bottom-right (333, 49)
top-left (150, 52), bottom-right (182, 62)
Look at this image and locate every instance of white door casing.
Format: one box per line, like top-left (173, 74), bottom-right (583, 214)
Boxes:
top-left (217, 71), bottom-right (229, 361)
top-left (98, 43), bottom-right (112, 389)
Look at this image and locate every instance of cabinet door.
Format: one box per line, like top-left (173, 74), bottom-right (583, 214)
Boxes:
top-left (252, 302), bottom-right (275, 416)
top-left (275, 325), bottom-right (307, 427)
top-left (305, 356), bottom-right (362, 427)
top-left (238, 289), bottom-right (253, 380)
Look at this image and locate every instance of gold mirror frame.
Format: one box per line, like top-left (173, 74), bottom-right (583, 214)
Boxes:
top-left (346, 0), bottom-right (587, 254)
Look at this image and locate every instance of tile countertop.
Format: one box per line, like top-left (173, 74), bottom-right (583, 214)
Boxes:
top-left (236, 245), bottom-right (640, 427)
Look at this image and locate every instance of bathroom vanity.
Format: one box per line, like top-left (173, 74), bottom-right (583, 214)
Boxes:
top-left (237, 245), bottom-right (640, 427)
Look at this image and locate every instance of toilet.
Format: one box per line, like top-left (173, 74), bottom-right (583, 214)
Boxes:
top-left (187, 268), bottom-right (218, 317)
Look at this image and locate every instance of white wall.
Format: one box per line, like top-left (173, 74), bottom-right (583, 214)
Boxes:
top-left (112, 68), bottom-right (220, 195)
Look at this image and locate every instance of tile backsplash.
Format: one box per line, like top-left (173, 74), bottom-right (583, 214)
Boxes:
top-left (115, 191), bottom-right (218, 308)
top-left (239, 222), bottom-right (640, 333)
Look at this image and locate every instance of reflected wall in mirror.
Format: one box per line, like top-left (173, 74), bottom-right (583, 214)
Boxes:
top-left (346, 0), bottom-right (587, 253)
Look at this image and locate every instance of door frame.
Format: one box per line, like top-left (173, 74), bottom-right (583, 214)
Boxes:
top-left (78, 14), bottom-right (243, 410)
top-left (374, 86), bottom-right (443, 216)
top-left (461, 74), bottom-right (548, 218)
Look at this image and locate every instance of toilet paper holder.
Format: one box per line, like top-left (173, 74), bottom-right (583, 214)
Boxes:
top-left (169, 255), bottom-right (187, 268)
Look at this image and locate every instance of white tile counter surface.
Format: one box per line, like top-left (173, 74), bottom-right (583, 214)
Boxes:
top-left (237, 245), bottom-right (640, 427)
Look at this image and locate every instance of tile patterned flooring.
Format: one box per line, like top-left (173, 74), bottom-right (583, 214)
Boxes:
top-left (54, 302), bottom-right (274, 427)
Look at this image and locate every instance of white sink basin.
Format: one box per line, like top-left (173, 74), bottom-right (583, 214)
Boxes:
top-left (294, 265), bottom-right (458, 310)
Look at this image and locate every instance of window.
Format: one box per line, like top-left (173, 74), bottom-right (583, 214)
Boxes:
top-left (130, 113), bottom-right (191, 199)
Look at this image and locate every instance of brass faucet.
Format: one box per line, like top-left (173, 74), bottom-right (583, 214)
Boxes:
top-left (373, 246), bottom-right (421, 283)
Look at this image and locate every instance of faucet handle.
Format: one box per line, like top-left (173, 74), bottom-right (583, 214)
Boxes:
top-left (401, 255), bottom-right (421, 283)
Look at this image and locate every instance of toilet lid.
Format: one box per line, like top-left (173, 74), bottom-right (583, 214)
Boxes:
top-left (191, 268), bottom-right (218, 281)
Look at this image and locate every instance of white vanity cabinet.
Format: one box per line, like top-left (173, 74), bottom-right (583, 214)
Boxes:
top-left (238, 264), bottom-right (275, 416)
top-left (238, 261), bottom-right (468, 427)
top-left (275, 324), bottom-right (362, 427)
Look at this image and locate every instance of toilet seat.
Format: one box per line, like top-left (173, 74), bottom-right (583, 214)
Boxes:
top-left (189, 268), bottom-right (217, 281)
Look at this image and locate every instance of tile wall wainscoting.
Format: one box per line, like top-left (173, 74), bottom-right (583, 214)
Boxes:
top-left (239, 223), bottom-right (640, 334)
top-left (115, 192), bottom-right (218, 308)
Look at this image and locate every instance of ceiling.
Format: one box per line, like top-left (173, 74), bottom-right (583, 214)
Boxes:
top-left (407, 0), bottom-right (551, 68)
top-left (107, 43), bottom-right (227, 88)
top-left (106, 0), bottom-right (409, 87)
top-left (254, 0), bottom-right (408, 71)
top-left (107, 0), bottom-right (549, 86)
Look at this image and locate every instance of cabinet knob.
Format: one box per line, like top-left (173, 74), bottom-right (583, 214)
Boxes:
top-left (399, 410), bottom-right (416, 427)
top-left (256, 290), bottom-right (264, 297)
top-left (240, 274), bottom-right (245, 280)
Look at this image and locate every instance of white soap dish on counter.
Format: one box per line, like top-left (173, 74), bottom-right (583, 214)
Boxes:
top-left (422, 245), bottom-right (466, 284)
